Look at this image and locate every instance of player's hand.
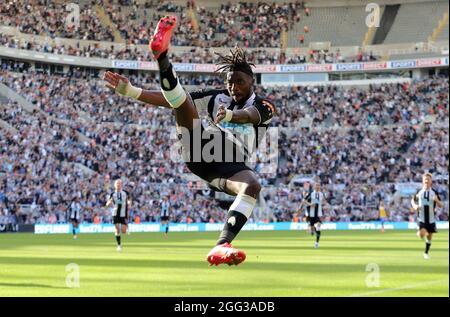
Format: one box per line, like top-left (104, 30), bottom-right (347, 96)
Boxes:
top-left (215, 104), bottom-right (234, 124)
top-left (214, 104), bottom-right (227, 124)
top-left (103, 71), bottom-right (142, 99)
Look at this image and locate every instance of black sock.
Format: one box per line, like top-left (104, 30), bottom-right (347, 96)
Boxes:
top-left (316, 231), bottom-right (321, 243)
top-left (116, 235), bottom-right (121, 246)
top-left (165, 224), bottom-right (169, 234)
top-left (157, 51), bottom-right (169, 68)
top-left (72, 228), bottom-right (76, 235)
top-left (216, 210), bottom-right (248, 245)
top-left (425, 241), bottom-right (431, 254)
top-left (157, 53), bottom-right (178, 91)
top-left (159, 64), bottom-right (178, 91)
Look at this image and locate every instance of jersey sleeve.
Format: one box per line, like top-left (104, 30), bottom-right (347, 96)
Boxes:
top-left (433, 189), bottom-right (441, 209)
top-left (189, 89), bottom-right (217, 113)
top-left (253, 99), bottom-right (275, 125)
top-left (303, 192), bottom-right (312, 203)
top-left (433, 189), bottom-right (441, 201)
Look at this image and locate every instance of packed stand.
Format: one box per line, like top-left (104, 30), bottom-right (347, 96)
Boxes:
top-left (0, 0), bottom-right (115, 41)
top-left (0, 69), bottom-right (448, 225)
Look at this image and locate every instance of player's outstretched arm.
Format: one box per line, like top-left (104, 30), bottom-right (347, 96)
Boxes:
top-left (215, 99), bottom-right (275, 125)
top-left (215, 104), bottom-right (260, 124)
top-left (103, 71), bottom-right (171, 108)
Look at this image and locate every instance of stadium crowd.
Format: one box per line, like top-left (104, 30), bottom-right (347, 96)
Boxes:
top-left (1, 0), bottom-right (300, 48)
top-left (1, 0), bottom-right (381, 64)
top-left (0, 0), bottom-right (115, 41)
top-left (2, 69), bottom-right (446, 127)
top-left (0, 32), bottom-right (375, 65)
top-left (0, 67), bottom-right (448, 226)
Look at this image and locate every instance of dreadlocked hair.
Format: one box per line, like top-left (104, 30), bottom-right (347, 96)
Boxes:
top-left (215, 47), bottom-right (255, 76)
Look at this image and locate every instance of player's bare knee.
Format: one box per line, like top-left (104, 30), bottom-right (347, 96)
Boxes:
top-left (243, 178), bottom-right (261, 198)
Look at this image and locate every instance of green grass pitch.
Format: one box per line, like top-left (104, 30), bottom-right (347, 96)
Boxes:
top-left (0, 230), bottom-right (448, 296)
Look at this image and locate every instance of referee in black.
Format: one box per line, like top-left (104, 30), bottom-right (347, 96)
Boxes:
top-left (106, 179), bottom-right (132, 251)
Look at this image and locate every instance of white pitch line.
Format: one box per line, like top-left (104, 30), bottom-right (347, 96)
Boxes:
top-left (349, 280), bottom-right (448, 297)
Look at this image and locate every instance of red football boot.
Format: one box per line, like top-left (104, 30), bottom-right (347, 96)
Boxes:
top-left (149, 15), bottom-right (177, 59)
top-left (206, 243), bottom-right (247, 266)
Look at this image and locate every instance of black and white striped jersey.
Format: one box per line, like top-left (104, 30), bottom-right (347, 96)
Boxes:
top-left (304, 191), bottom-right (325, 218)
top-left (69, 201), bottom-right (81, 220)
top-left (189, 89), bottom-right (275, 162)
top-left (108, 190), bottom-right (130, 218)
top-left (413, 188), bottom-right (440, 224)
top-left (160, 200), bottom-right (170, 218)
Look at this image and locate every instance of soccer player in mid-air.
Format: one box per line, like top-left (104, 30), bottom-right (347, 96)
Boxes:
top-left (103, 16), bottom-right (275, 265)
top-left (106, 179), bottom-right (132, 251)
top-left (300, 182), bottom-right (327, 248)
top-left (411, 173), bottom-right (443, 259)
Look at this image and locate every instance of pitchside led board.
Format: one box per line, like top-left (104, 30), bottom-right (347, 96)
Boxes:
top-left (35, 221), bottom-right (450, 234)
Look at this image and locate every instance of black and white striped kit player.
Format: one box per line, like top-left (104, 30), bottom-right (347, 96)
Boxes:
top-left (109, 190), bottom-right (130, 224)
top-left (302, 183), bottom-right (326, 248)
top-left (304, 191), bottom-right (324, 221)
top-left (68, 198), bottom-right (82, 238)
top-left (190, 90), bottom-right (274, 162)
top-left (160, 198), bottom-right (170, 236)
top-left (413, 188), bottom-right (441, 233)
top-left (106, 179), bottom-right (132, 251)
top-left (160, 199), bottom-right (170, 222)
top-left (183, 89), bottom-right (275, 191)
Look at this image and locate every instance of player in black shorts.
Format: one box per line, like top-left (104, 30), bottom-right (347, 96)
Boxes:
top-left (106, 179), bottom-right (132, 251)
top-left (160, 197), bottom-right (170, 238)
top-left (103, 16), bottom-right (275, 265)
top-left (68, 197), bottom-right (82, 239)
top-left (411, 173), bottom-right (443, 259)
top-left (300, 183), bottom-right (326, 248)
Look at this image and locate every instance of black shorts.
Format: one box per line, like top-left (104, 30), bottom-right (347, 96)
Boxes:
top-left (113, 216), bottom-right (127, 225)
top-left (70, 218), bottom-right (79, 224)
top-left (186, 161), bottom-right (253, 192)
top-left (419, 222), bottom-right (437, 233)
top-left (181, 125), bottom-right (254, 192)
top-left (160, 216), bottom-right (169, 222)
top-left (307, 217), bottom-right (322, 226)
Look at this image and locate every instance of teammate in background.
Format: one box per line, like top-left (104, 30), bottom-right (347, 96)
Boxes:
top-left (160, 196), bottom-right (170, 238)
top-left (68, 197), bottom-right (82, 239)
top-left (379, 200), bottom-right (388, 233)
top-left (411, 173), bottom-right (443, 259)
top-left (298, 182), bottom-right (313, 235)
top-left (106, 179), bottom-right (132, 252)
top-left (103, 16), bottom-right (275, 266)
top-left (301, 182), bottom-right (327, 248)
